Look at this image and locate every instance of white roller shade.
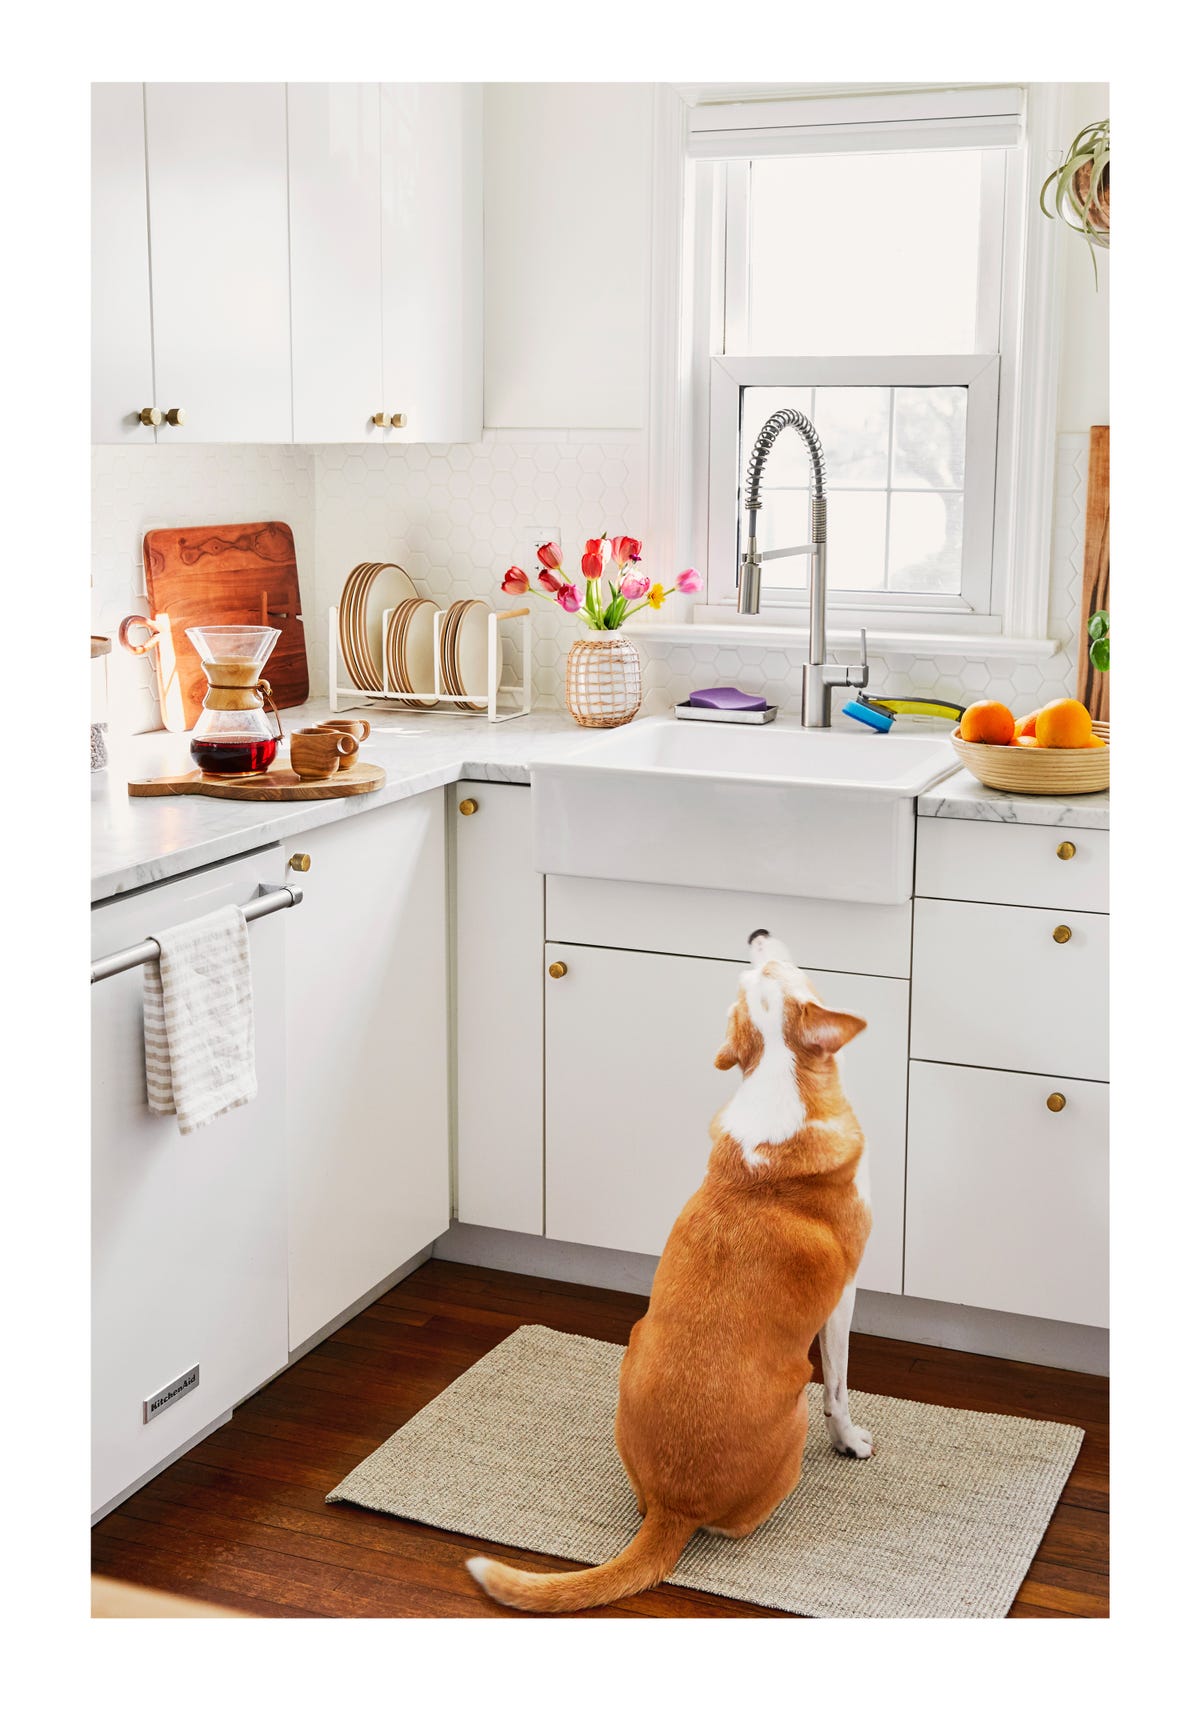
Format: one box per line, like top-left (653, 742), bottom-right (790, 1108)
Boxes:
top-left (686, 86), bottom-right (1025, 158)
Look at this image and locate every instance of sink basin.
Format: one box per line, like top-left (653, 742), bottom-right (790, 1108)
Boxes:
top-left (531, 715), bottom-right (960, 905)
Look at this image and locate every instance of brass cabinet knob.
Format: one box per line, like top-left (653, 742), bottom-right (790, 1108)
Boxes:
top-left (459, 798), bottom-right (478, 816)
top-left (390, 413), bottom-right (407, 428)
top-left (287, 852), bottom-right (312, 873)
top-left (548, 961), bottom-right (568, 979)
top-left (371, 412), bottom-right (386, 427)
top-left (164, 407), bottom-right (186, 426)
top-left (138, 406), bottom-right (162, 426)
top-left (1052, 924), bottom-right (1072, 944)
top-left (1046, 1092), bottom-right (1067, 1113)
top-left (1056, 841), bottom-right (1076, 861)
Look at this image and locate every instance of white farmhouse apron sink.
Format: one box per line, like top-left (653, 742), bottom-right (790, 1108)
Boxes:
top-left (530, 715), bottom-right (960, 905)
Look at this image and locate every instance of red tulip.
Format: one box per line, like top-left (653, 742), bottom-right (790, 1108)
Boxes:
top-left (581, 537), bottom-right (612, 580)
top-left (676, 567), bottom-right (703, 595)
top-left (536, 541), bottom-right (563, 572)
top-left (501, 566), bottom-right (529, 594)
top-left (556, 582), bottom-right (583, 614)
top-left (611, 535), bottom-right (642, 568)
top-left (537, 566), bottom-right (566, 594)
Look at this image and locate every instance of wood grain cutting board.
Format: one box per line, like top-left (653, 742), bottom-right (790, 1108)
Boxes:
top-left (1075, 428), bottom-right (1110, 722)
top-left (140, 520), bottom-right (309, 731)
top-left (128, 761), bottom-right (385, 802)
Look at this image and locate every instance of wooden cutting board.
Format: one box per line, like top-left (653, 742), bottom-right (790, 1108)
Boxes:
top-left (128, 761), bottom-right (385, 802)
top-left (140, 520), bottom-right (309, 730)
top-left (1075, 428), bottom-right (1110, 722)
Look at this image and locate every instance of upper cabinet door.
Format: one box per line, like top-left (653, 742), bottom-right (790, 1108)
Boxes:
top-left (380, 84), bottom-right (482, 445)
top-left (288, 83), bottom-right (384, 445)
top-left (144, 83), bottom-right (292, 443)
top-left (92, 84), bottom-right (156, 444)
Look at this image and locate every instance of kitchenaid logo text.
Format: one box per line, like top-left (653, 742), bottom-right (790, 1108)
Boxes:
top-left (144, 1365), bottom-right (199, 1422)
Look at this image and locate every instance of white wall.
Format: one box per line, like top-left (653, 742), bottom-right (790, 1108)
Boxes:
top-left (1055, 82), bottom-right (1109, 432)
top-left (483, 83), bottom-right (653, 429)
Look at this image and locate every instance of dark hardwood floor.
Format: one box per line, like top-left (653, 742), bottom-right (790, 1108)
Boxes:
top-left (91, 1259), bottom-right (1109, 1618)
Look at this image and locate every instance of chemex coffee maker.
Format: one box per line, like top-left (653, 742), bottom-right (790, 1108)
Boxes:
top-left (186, 625), bottom-right (284, 776)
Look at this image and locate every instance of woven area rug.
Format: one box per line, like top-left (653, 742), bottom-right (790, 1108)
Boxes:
top-left (327, 1324), bottom-right (1083, 1619)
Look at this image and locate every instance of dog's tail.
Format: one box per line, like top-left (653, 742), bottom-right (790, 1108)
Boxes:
top-left (465, 1509), bottom-right (695, 1613)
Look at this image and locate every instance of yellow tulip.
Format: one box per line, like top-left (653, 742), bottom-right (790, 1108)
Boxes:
top-left (646, 583), bottom-right (666, 610)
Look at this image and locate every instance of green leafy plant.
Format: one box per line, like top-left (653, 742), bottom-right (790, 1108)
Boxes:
top-left (1040, 118), bottom-right (1109, 285)
top-left (1087, 609), bottom-right (1110, 672)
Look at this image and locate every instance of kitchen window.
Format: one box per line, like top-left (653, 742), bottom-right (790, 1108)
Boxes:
top-left (664, 85), bottom-right (1065, 646)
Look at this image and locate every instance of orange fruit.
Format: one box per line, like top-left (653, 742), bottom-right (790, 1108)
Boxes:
top-left (1086, 734), bottom-right (1107, 748)
top-left (1034, 698), bottom-right (1093, 748)
top-left (1013, 709), bottom-right (1041, 739)
top-left (960, 700), bottom-right (1015, 745)
top-left (1014, 735), bottom-right (1040, 747)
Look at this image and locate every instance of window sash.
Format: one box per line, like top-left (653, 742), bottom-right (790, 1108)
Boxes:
top-left (707, 354), bottom-right (1001, 617)
top-left (686, 85), bottom-right (1024, 159)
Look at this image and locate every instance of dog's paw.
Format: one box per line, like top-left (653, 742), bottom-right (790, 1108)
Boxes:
top-left (828, 1420), bottom-right (874, 1459)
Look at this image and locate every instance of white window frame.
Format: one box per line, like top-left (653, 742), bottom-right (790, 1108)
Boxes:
top-left (644, 83), bottom-right (1068, 655)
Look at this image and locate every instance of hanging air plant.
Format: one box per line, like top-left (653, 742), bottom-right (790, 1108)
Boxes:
top-left (1040, 118), bottom-right (1109, 285)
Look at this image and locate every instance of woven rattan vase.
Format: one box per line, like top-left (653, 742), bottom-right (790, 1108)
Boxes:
top-left (564, 633), bottom-right (643, 728)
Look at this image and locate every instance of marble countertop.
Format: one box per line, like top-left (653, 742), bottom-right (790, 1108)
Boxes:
top-left (917, 766), bottom-right (1109, 831)
top-left (93, 701), bottom-right (1108, 903)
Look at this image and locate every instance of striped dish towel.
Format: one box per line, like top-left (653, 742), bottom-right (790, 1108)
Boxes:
top-left (143, 905), bottom-right (256, 1135)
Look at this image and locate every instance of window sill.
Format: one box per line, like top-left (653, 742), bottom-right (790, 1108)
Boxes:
top-left (626, 619), bottom-right (1061, 663)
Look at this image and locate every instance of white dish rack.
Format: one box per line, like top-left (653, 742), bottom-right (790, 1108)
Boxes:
top-left (327, 603), bottom-right (532, 723)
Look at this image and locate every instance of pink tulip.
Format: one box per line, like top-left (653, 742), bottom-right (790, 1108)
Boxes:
top-left (537, 566), bottom-right (566, 594)
top-left (620, 573), bottom-right (650, 600)
top-left (556, 582), bottom-right (582, 614)
top-left (676, 567), bottom-right (703, 595)
top-left (611, 535), bottom-right (642, 568)
top-left (536, 541), bottom-right (563, 572)
top-left (581, 537), bottom-right (612, 580)
top-left (501, 566), bottom-right (529, 594)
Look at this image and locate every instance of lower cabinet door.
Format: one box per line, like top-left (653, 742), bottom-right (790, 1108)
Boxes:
top-left (905, 1060), bottom-right (1108, 1327)
top-left (544, 943), bottom-right (908, 1293)
top-left (284, 794), bottom-right (450, 1351)
top-left (91, 849), bottom-right (289, 1517)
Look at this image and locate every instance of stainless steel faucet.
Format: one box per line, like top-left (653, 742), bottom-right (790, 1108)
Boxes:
top-left (738, 408), bottom-right (869, 728)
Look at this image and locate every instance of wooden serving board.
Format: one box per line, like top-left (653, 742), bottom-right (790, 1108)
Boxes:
top-left (1075, 427), bottom-right (1110, 722)
top-left (141, 520), bottom-right (309, 731)
top-left (128, 761), bottom-right (385, 803)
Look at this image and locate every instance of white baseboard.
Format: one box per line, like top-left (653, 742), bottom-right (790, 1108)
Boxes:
top-left (433, 1222), bottom-right (1109, 1377)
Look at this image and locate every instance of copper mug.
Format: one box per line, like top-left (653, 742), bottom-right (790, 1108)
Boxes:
top-left (291, 727), bottom-right (358, 780)
top-left (318, 718), bottom-right (370, 767)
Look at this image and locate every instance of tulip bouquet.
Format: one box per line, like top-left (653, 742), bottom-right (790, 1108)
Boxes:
top-left (501, 535), bottom-right (702, 630)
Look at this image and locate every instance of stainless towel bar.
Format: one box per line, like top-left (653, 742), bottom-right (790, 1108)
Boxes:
top-left (90, 883), bottom-right (304, 985)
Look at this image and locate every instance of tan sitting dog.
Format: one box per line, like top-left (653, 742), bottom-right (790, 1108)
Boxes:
top-left (467, 931), bottom-right (874, 1613)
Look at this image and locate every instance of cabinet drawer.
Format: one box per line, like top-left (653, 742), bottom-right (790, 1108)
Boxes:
top-left (911, 898), bottom-right (1108, 1081)
top-left (916, 818), bottom-right (1108, 913)
top-left (905, 1061), bottom-right (1107, 1327)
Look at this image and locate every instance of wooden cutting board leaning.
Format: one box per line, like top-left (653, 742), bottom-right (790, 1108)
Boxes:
top-left (120, 521), bottom-right (309, 730)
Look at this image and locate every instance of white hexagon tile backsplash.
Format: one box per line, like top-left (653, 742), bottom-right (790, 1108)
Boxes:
top-left (92, 431), bottom-right (1087, 736)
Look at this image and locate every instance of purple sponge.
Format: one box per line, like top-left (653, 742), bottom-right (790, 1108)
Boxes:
top-left (688, 686), bottom-right (769, 712)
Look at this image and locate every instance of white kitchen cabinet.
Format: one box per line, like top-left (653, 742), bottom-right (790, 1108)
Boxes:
top-left (380, 84), bottom-right (483, 444)
top-left (288, 83), bottom-right (384, 444)
top-left (144, 83), bottom-right (293, 443)
top-left (544, 943), bottom-right (908, 1293)
top-left (91, 83), bottom-right (157, 445)
top-left (454, 783), bottom-right (544, 1235)
top-left (283, 795), bottom-right (450, 1351)
top-left (91, 849), bottom-right (289, 1518)
top-left (911, 897), bottom-right (1109, 1082)
top-left (905, 1061), bottom-right (1108, 1327)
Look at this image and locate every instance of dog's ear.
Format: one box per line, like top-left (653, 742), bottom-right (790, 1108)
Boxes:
top-left (714, 994), bottom-right (762, 1072)
top-left (799, 1003), bottom-right (866, 1056)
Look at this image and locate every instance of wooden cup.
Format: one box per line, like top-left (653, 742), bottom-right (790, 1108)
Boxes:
top-left (318, 718), bottom-right (370, 766)
top-left (290, 727), bottom-right (357, 780)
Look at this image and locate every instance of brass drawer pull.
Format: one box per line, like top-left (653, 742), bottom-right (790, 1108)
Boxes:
top-left (137, 406), bottom-right (162, 426)
top-left (1052, 924), bottom-right (1072, 944)
top-left (1046, 1092), bottom-right (1066, 1113)
top-left (548, 961), bottom-right (567, 979)
top-left (287, 852), bottom-right (311, 873)
top-left (1056, 841), bottom-right (1076, 861)
top-left (459, 798), bottom-right (478, 816)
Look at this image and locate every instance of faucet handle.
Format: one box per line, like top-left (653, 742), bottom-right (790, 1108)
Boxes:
top-left (850, 627), bottom-right (870, 689)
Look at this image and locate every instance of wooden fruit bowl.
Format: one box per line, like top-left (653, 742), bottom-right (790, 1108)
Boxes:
top-left (950, 721), bottom-right (1109, 796)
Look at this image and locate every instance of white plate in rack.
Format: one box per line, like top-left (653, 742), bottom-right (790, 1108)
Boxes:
top-left (386, 598), bottom-right (439, 708)
top-left (452, 600), bottom-right (500, 711)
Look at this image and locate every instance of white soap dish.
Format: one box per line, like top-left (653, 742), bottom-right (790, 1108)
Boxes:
top-left (674, 701), bottom-right (778, 725)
